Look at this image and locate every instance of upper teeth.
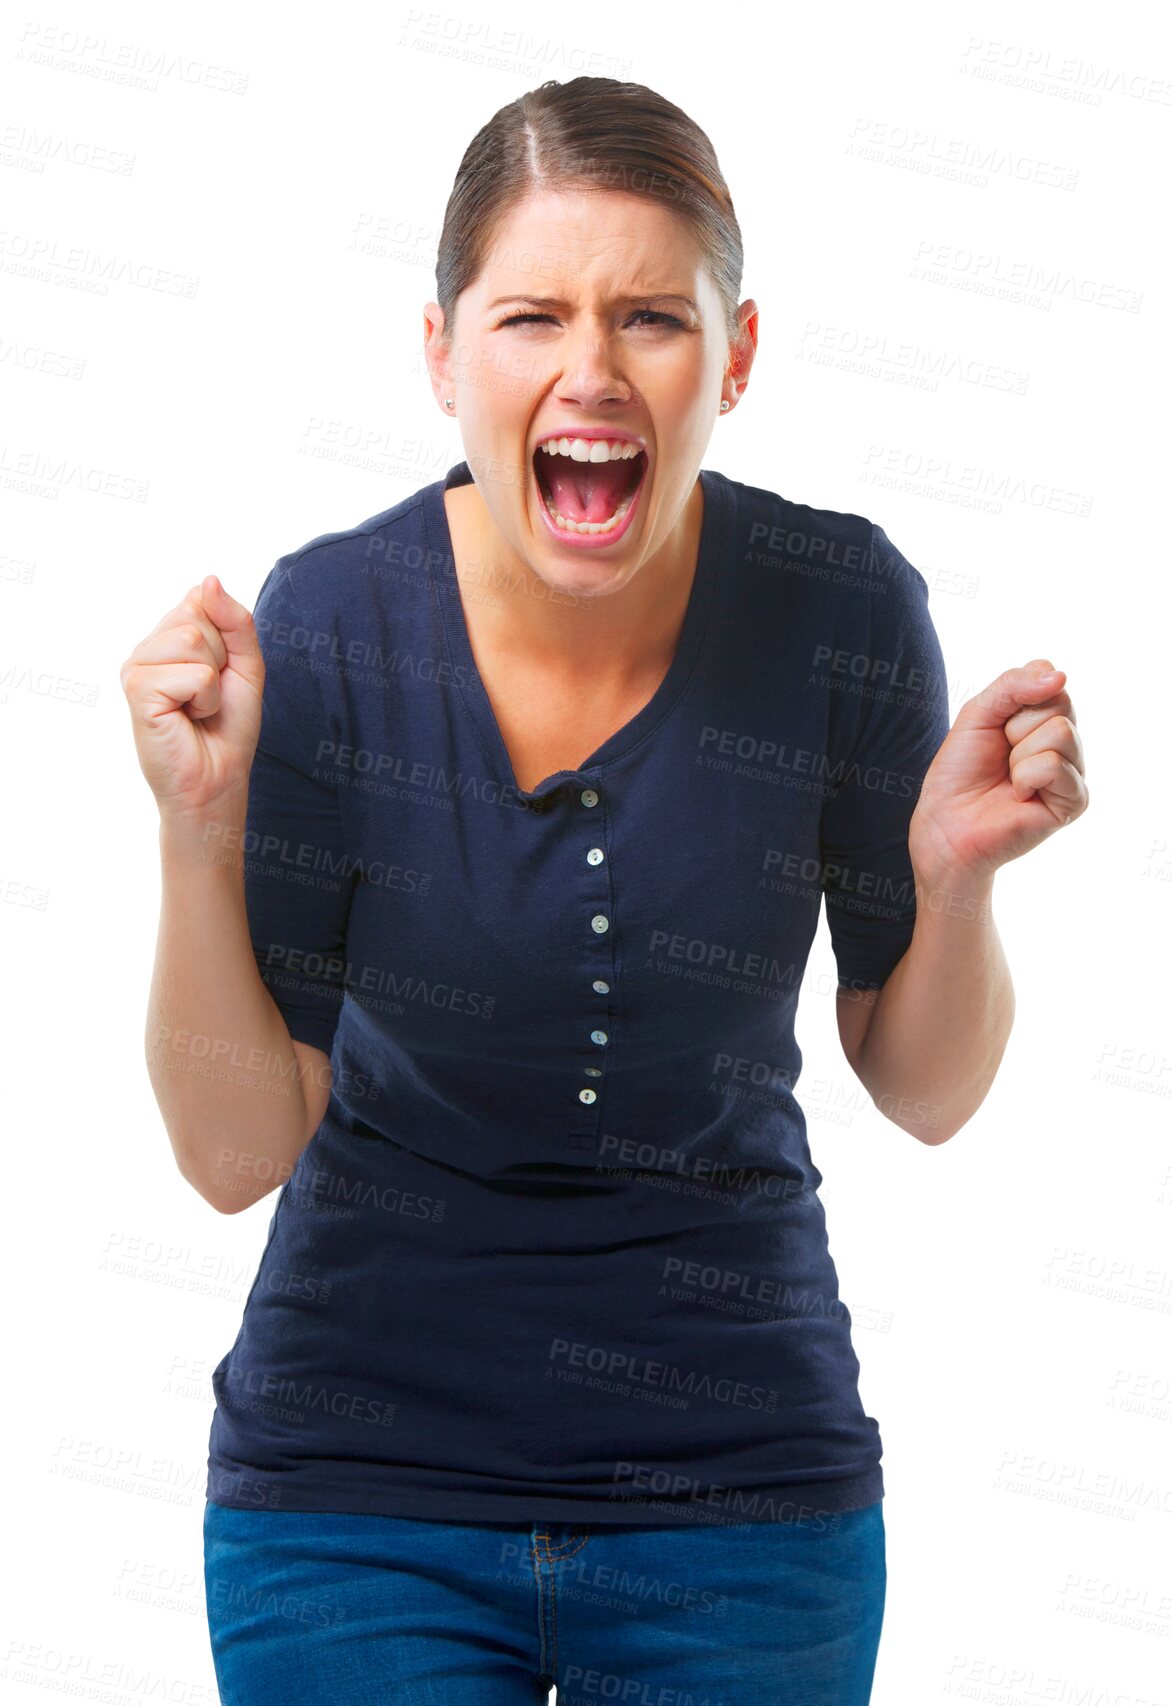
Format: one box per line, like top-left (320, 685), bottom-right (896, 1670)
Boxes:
top-left (537, 437), bottom-right (642, 462)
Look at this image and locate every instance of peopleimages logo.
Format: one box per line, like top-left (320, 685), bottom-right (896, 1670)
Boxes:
top-left (647, 929), bottom-right (801, 990)
top-left (260, 945), bottom-right (496, 1020)
top-left (697, 726), bottom-right (932, 794)
top-left (547, 1338), bottom-right (778, 1412)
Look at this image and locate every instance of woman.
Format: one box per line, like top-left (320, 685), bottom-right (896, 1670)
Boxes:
top-left (122, 76), bottom-right (1088, 1706)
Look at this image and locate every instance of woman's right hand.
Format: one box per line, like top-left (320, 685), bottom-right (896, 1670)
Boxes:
top-left (120, 573), bottom-right (266, 823)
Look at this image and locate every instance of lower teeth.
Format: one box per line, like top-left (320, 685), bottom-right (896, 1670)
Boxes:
top-left (536, 466), bottom-right (642, 534)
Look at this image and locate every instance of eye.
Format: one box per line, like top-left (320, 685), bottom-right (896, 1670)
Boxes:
top-left (495, 310), bottom-right (687, 330)
top-left (628, 310), bottom-right (687, 329)
top-left (630, 310), bottom-right (687, 329)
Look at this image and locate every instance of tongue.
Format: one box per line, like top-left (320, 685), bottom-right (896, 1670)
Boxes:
top-left (538, 453), bottom-right (640, 523)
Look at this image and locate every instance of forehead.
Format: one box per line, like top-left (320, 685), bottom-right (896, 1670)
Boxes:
top-left (473, 187), bottom-right (708, 296)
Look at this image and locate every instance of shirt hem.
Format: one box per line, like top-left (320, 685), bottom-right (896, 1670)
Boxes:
top-left (205, 1463), bottom-right (883, 1529)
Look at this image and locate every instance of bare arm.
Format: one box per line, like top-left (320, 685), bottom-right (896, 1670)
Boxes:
top-left (839, 657), bottom-right (1089, 1146)
top-left (146, 804), bottom-right (332, 1213)
top-left (123, 571), bottom-right (340, 1215)
top-left (836, 869), bottom-right (1014, 1146)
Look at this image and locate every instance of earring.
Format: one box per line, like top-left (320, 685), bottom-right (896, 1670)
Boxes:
top-left (445, 398), bottom-right (455, 409)
top-left (720, 400), bottom-right (730, 412)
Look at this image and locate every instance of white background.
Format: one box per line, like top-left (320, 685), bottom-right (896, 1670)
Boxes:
top-left (2, 1), bottom-right (1168, 1701)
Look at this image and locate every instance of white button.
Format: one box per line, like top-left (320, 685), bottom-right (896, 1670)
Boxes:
top-left (579, 1088), bottom-right (597, 1104)
top-left (586, 847), bottom-right (605, 865)
top-left (581, 788), bottom-right (599, 807)
top-left (591, 1030), bottom-right (608, 1045)
top-left (591, 914), bottom-right (609, 934)
top-left (593, 979), bottom-right (610, 994)
top-left (584, 1067), bottom-right (602, 1077)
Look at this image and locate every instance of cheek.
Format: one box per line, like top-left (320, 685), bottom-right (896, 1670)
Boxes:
top-left (656, 356), bottom-right (713, 414)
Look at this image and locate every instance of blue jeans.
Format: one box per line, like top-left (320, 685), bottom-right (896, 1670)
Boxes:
top-left (203, 1498), bottom-right (885, 1703)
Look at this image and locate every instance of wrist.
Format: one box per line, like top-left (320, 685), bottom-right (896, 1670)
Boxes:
top-left (909, 809), bottom-right (996, 906)
top-left (912, 859), bottom-right (996, 925)
top-left (159, 800), bottom-right (249, 869)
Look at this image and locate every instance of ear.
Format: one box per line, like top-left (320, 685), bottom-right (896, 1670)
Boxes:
top-left (725, 299), bottom-right (759, 403)
top-left (422, 301), bottom-right (454, 414)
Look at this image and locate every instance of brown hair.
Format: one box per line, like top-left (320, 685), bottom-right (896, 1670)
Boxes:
top-left (434, 77), bottom-right (745, 356)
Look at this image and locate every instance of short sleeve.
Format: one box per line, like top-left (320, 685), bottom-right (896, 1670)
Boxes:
top-left (819, 524), bottom-right (952, 993)
top-left (243, 558), bottom-right (358, 1057)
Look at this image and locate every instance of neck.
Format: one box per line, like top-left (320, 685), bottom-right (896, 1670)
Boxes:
top-left (447, 475), bottom-right (704, 682)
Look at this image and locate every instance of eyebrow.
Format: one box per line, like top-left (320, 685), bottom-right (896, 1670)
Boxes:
top-left (486, 293), bottom-right (700, 314)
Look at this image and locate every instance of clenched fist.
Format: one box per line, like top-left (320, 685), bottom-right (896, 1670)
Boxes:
top-left (909, 659), bottom-right (1089, 888)
top-left (120, 573), bottom-right (265, 823)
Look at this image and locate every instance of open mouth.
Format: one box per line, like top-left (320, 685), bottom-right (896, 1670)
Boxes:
top-left (532, 445), bottom-right (648, 537)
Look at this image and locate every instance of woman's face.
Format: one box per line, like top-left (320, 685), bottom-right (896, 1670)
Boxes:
top-left (425, 187), bottom-right (754, 601)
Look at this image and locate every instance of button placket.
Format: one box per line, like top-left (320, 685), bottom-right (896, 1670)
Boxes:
top-left (569, 783), bottom-right (614, 1142)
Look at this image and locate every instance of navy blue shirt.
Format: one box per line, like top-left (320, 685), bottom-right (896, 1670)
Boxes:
top-left (206, 459), bottom-right (950, 1527)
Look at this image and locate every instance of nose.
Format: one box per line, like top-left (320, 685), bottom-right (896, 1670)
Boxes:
top-left (553, 323), bottom-right (635, 410)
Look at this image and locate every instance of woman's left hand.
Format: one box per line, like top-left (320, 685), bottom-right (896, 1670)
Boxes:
top-left (908, 658), bottom-right (1089, 887)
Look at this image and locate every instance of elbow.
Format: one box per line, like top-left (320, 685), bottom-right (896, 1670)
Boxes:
top-left (870, 1085), bottom-right (957, 1144)
top-left (869, 997), bottom-right (1014, 1147)
top-left (912, 1119), bottom-right (960, 1146)
top-left (181, 1164), bottom-right (244, 1214)
top-left (893, 1096), bottom-right (984, 1145)
top-left (890, 1112), bottom-right (958, 1145)
top-left (178, 1151), bottom-right (284, 1214)
top-left (207, 1189), bottom-right (248, 1215)
top-left (172, 1143), bottom-right (245, 1214)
